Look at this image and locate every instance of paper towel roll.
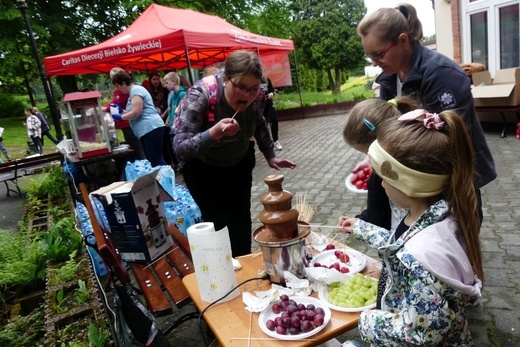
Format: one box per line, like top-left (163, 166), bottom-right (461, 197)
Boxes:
top-left (187, 222), bottom-right (239, 303)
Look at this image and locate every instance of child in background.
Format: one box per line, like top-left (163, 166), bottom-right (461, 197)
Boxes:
top-left (0, 126), bottom-right (12, 161)
top-left (24, 108), bottom-right (43, 155)
top-left (32, 106), bottom-right (58, 145)
top-left (339, 108), bottom-right (483, 346)
top-left (163, 72), bottom-right (188, 171)
top-left (342, 97), bottom-right (417, 230)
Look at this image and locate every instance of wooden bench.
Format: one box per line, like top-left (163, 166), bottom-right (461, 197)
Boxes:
top-left (476, 105), bottom-right (520, 138)
top-left (128, 224), bottom-right (195, 316)
top-left (0, 152), bottom-right (62, 197)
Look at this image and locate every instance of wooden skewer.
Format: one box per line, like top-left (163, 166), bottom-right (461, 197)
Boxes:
top-left (247, 310), bottom-right (252, 347)
top-left (222, 106), bottom-right (243, 132)
top-left (308, 224), bottom-right (341, 229)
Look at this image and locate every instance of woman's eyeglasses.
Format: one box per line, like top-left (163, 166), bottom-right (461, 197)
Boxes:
top-left (364, 42), bottom-right (394, 62)
top-left (229, 79), bottom-right (260, 96)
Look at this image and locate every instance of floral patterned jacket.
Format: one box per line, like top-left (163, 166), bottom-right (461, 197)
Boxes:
top-left (352, 200), bottom-right (481, 346)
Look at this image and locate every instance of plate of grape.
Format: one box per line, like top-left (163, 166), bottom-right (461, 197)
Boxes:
top-left (311, 248), bottom-right (367, 275)
top-left (318, 273), bottom-right (378, 312)
top-left (258, 295), bottom-right (331, 340)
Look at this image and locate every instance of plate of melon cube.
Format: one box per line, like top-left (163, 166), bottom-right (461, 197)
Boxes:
top-left (318, 273), bottom-right (378, 312)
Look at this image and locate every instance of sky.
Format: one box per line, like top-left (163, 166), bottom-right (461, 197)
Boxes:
top-left (364, 0), bottom-right (436, 37)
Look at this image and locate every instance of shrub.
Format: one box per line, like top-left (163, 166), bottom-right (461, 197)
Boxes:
top-left (0, 93), bottom-right (25, 119)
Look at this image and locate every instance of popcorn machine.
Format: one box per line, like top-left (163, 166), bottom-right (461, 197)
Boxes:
top-left (61, 91), bottom-right (113, 159)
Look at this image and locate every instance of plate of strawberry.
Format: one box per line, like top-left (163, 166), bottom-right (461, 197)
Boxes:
top-left (345, 168), bottom-right (372, 193)
top-left (309, 248), bottom-right (367, 277)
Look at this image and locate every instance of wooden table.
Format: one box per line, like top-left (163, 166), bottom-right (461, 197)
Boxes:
top-left (182, 246), bottom-right (381, 347)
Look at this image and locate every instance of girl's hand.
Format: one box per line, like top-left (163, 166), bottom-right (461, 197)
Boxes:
top-left (267, 157), bottom-right (296, 170)
top-left (337, 216), bottom-right (358, 234)
top-left (210, 118), bottom-right (239, 140)
top-left (352, 154), bottom-right (371, 174)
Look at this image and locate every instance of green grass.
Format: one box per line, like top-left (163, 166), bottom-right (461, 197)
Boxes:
top-left (275, 76), bottom-right (373, 110)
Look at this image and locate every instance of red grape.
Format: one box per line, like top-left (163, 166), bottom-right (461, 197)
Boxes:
top-left (289, 327), bottom-right (300, 335)
top-left (300, 320), bottom-right (313, 333)
top-left (276, 326), bottom-right (287, 335)
top-left (272, 303), bottom-right (281, 314)
top-left (287, 304), bottom-right (297, 314)
top-left (314, 314), bottom-right (324, 326)
top-left (305, 310), bottom-right (316, 321)
top-left (290, 316), bottom-right (301, 328)
top-left (266, 319), bottom-right (276, 331)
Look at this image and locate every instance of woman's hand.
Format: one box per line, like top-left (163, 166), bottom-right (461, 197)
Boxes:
top-left (337, 216), bottom-right (358, 234)
top-left (352, 154), bottom-right (371, 174)
top-left (267, 157), bottom-right (296, 170)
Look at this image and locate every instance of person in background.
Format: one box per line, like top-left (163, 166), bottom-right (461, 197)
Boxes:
top-left (104, 67), bottom-right (145, 159)
top-left (260, 76), bottom-right (282, 150)
top-left (163, 71), bottom-right (188, 171)
top-left (174, 50), bottom-right (296, 257)
top-left (371, 74), bottom-right (381, 98)
top-left (0, 126), bottom-right (12, 161)
top-left (202, 65), bottom-right (221, 77)
top-left (355, 2), bottom-right (496, 227)
top-left (178, 74), bottom-right (192, 88)
top-left (146, 71), bottom-right (168, 120)
top-left (32, 107), bottom-right (58, 145)
top-left (110, 71), bottom-right (168, 167)
top-left (339, 108), bottom-right (483, 346)
top-left (24, 108), bottom-right (43, 155)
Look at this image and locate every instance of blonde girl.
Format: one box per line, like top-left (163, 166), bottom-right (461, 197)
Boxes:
top-left (340, 108), bottom-right (483, 346)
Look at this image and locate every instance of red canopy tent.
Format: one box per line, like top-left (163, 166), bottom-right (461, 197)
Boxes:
top-left (43, 4), bottom-right (295, 84)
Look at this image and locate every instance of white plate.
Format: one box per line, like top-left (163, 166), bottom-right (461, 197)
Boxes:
top-left (318, 278), bottom-right (377, 312)
top-left (311, 249), bottom-right (367, 275)
top-left (258, 296), bottom-right (331, 340)
top-left (345, 173), bottom-right (368, 194)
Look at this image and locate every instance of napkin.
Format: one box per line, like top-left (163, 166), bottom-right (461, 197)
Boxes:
top-left (242, 273), bottom-right (312, 312)
top-left (309, 231), bottom-right (329, 252)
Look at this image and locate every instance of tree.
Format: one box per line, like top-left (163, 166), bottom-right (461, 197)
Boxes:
top-left (290, 0), bottom-right (366, 94)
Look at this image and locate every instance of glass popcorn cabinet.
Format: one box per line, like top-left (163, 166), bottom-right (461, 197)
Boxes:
top-left (61, 91), bottom-right (113, 159)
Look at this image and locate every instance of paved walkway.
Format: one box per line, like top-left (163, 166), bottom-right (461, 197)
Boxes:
top-left (1, 114), bottom-right (518, 346)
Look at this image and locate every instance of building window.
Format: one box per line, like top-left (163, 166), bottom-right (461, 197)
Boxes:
top-left (470, 12), bottom-right (488, 69)
top-left (499, 4), bottom-right (519, 69)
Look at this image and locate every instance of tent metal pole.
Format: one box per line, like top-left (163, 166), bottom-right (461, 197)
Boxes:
top-left (186, 49), bottom-right (194, 85)
top-left (292, 51), bottom-right (303, 108)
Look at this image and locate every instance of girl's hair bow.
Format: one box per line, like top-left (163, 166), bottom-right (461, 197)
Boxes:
top-left (398, 109), bottom-right (445, 130)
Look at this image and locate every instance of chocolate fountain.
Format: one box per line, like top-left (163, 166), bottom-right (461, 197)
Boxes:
top-left (252, 174), bottom-right (311, 285)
